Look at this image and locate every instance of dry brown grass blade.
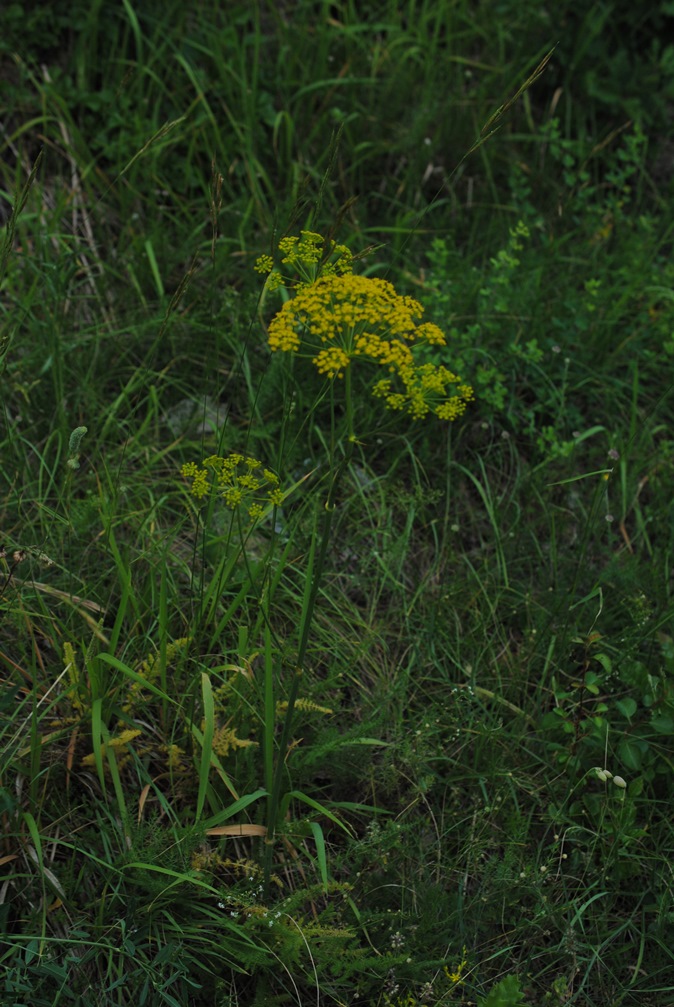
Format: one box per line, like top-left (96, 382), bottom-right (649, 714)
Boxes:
top-left (12, 579), bottom-right (109, 640)
top-left (205, 824), bottom-right (268, 837)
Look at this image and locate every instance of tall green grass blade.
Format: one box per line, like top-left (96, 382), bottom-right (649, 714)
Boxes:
top-left (97, 654), bottom-right (174, 704)
top-left (195, 671), bottom-right (214, 822)
top-left (202, 788), bottom-right (268, 830)
top-left (308, 821), bottom-right (328, 890)
top-left (103, 724), bottom-right (131, 836)
top-left (281, 791), bottom-right (354, 837)
top-left (91, 697), bottom-right (106, 792)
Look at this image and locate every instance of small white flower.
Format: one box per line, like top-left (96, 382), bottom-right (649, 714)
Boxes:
top-left (613, 775), bottom-right (627, 789)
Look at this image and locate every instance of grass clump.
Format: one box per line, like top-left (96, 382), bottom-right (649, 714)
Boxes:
top-left (2, 2), bottom-right (674, 1005)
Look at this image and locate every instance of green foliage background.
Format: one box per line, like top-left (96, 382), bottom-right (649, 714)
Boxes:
top-left (1, 2), bottom-right (674, 1005)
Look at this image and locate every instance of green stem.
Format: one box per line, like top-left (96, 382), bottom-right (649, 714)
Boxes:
top-left (263, 370), bottom-right (355, 894)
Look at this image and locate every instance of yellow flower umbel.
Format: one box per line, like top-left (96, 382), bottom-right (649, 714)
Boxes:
top-left (181, 453), bottom-right (284, 521)
top-left (258, 233), bottom-right (473, 422)
top-left (444, 945), bottom-right (468, 986)
top-left (255, 229), bottom-right (353, 292)
top-left (123, 637), bottom-right (191, 714)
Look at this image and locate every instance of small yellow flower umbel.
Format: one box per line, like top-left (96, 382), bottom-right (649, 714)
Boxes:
top-left (444, 945), bottom-right (468, 985)
top-left (180, 454), bottom-right (283, 521)
top-left (257, 233), bottom-right (473, 422)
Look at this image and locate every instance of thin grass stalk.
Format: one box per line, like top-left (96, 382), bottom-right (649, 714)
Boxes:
top-left (263, 624), bottom-right (275, 801)
top-left (158, 560), bottom-right (168, 725)
top-left (263, 369), bottom-right (356, 893)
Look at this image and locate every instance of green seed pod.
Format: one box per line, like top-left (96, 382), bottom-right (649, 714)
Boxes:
top-left (67, 426), bottom-right (88, 469)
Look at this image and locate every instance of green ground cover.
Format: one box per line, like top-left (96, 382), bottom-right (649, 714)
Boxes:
top-left (1, 2), bottom-right (674, 1004)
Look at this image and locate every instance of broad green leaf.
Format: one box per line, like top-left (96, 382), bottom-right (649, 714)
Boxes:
top-left (615, 698), bottom-right (637, 719)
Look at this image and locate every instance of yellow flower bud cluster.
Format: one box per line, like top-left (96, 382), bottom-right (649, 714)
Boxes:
top-left (444, 945), bottom-right (468, 985)
top-left (373, 365), bottom-right (474, 421)
top-left (180, 454), bottom-right (284, 518)
top-left (123, 637), bottom-right (191, 713)
top-left (260, 235), bottom-right (474, 421)
top-left (254, 254), bottom-right (274, 274)
top-left (254, 229), bottom-right (353, 291)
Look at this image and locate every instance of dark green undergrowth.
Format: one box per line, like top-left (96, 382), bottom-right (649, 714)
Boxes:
top-left (1, 2), bottom-right (674, 1005)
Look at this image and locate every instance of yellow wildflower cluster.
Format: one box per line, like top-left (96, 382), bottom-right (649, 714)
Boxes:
top-left (209, 723), bottom-right (257, 757)
top-left (254, 229), bottom-right (353, 291)
top-left (165, 743), bottom-right (187, 771)
top-left (254, 254), bottom-right (274, 274)
top-left (261, 245), bottom-right (473, 420)
top-left (81, 728), bottom-right (142, 770)
top-left (63, 641), bottom-right (87, 716)
top-left (276, 697), bottom-right (333, 717)
top-left (123, 637), bottom-right (191, 713)
top-left (181, 454), bottom-right (284, 519)
top-left (373, 364), bottom-right (474, 421)
top-left (444, 945), bottom-right (468, 985)
top-left (192, 851), bottom-right (261, 880)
